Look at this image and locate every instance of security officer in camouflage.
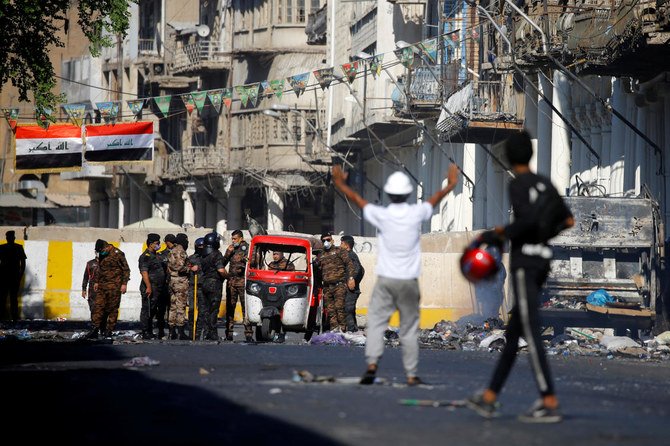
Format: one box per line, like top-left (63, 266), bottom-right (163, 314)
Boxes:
top-left (167, 233), bottom-right (190, 340)
top-left (222, 229), bottom-right (253, 342)
top-left (86, 239), bottom-right (130, 339)
top-left (316, 232), bottom-right (358, 332)
top-left (138, 233), bottom-right (165, 340)
top-left (198, 232), bottom-right (228, 341)
top-left (81, 253), bottom-right (99, 323)
top-left (187, 237), bottom-right (205, 340)
top-left (155, 233), bottom-right (176, 339)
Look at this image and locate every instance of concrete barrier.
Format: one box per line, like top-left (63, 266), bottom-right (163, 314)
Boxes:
top-left (0, 226), bottom-right (510, 329)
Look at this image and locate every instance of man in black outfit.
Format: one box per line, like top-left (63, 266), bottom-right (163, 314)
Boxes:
top-left (0, 230), bottom-right (27, 322)
top-left (340, 235), bottom-right (364, 332)
top-left (466, 130), bottom-right (574, 423)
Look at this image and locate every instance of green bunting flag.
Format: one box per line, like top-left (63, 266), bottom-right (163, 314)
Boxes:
top-left (369, 55), bottom-right (384, 79)
top-left (313, 67), bottom-right (335, 90)
top-left (153, 95), bottom-right (172, 117)
top-left (394, 46), bottom-right (416, 68)
top-left (191, 91), bottom-right (208, 113)
top-left (61, 104), bottom-right (86, 126)
top-left (419, 38), bottom-right (438, 64)
top-left (247, 83), bottom-right (261, 108)
top-left (270, 80), bottom-right (285, 99)
top-left (288, 73), bottom-right (310, 98)
top-left (235, 86), bottom-right (250, 107)
top-left (222, 89), bottom-right (233, 110)
top-left (127, 99), bottom-right (146, 117)
top-left (181, 94), bottom-right (196, 115)
top-left (207, 89), bottom-right (224, 114)
top-left (341, 61), bottom-right (359, 84)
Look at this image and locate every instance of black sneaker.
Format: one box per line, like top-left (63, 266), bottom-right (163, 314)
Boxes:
top-left (406, 376), bottom-right (429, 387)
top-left (518, 400), bottom-right (562, 423)
top-left (465, 393), bottom-right (500, 419)
top-left (360, 368), bottom-right (377, 385)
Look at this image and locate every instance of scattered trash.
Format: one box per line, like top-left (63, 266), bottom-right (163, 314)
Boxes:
top-left (269, 388), bottom-right (282, 394)
top-left (292, 370), bottom-right (336, 383)
top-left (199, 368), bottom-right (210, 375)
top-left (341, 331), bottom-right (366, 346)
top-left (655, 331), bottom-right (670, 345)
top-left (586, 289), bottom-right (615, 307)
top-left (398, 399), bottom-right (466, 408)
top-left (600, 335), bottom-right (640, 351)
top-left (310, 332), bottom-right (348, 345)
top-left (123, 356), bottom-right (160, 367)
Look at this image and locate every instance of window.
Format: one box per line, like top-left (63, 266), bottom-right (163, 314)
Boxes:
top-left (310, 0), bottom-right (320, 12)
top-left (298, 0), bottom-right (305, 22)
top-left (286, 0), bottom-right (293, 22)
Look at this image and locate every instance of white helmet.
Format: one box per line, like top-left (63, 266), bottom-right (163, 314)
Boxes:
top-left (383, 171), bottom-right (413, 195)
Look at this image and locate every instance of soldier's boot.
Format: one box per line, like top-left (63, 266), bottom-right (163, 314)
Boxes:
top-left (85, 328), bottom-right (99, 339)
top-left (178, 325), bottom-right (189, 340)
top-left (169, 326), bottom-right (178, 340)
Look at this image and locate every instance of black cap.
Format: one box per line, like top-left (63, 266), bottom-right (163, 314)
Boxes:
top-left (147, 233), bottom-right (160, 244)
top-left (175, 233), bottom-right (189, 249)
top-left (341, 235), bottom-right (355, 246)
top-left (321, 231), bottom-right (332, 240)
top-left (164, 234), bottom-right (176, 243)
top-left (95, 239), bottom-right (107, 252)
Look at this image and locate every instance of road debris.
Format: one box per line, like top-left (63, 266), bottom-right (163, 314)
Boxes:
top-left (123, 356), bottom-right (160, 367)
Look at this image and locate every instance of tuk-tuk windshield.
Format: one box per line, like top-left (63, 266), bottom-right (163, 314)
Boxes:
top-left (249, 242), bottom-right (309, 272)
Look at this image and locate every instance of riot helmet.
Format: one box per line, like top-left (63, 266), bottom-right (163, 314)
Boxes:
top-left (195, 237), bottom-right (205, 257)
top-left (460, 241), bottom-right (501, 283)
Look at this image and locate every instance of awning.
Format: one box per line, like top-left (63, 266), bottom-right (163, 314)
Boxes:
top-left (0, 193), bottom-right (55, 209)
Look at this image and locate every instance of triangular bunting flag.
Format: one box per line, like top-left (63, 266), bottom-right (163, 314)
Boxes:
top-left (2, 108), bottom-right (20, 130)
top-left (96, 102), bottom-right (119, 124)
top-left (269, 80), bottom-right (285, 99)
top-left (127, 99), bottom-right (145, 117)
top-left (394, 46), bottom-right (415, 68)
top-left (261, 81), bottom-right (272, 98)
top-left (181, 94), bottom-right (196, 115)
top-left (288, 73), bottom-right (310, 98)
top-left (235, 86), bottom-right (250, 107)
top-left (369, 55), bottom-right (384, 79)
top-left (419, 37), bottom-right (438, 64)
top-left (222, 89), bottom-right (233, 110)
top-left (191, 91), bottom-right (208, 113)
top-left (153, 95), bottom-right (172, 117)
top-left (341, 61), bottom-right (359, 84)
top-left (247, 83), bottom-right (261, 108)
top-left (61, 104), bottom-right (86, 126)
top-left (35, 107), bottom-right (53, 129)
top-left (207, 89), bottom-right (224, 114)
top-left (313, 67), bottom-right (335, 90)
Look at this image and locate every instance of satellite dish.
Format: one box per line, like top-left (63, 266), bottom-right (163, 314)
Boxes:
top-left (196, 24), bottom-right (210, 38)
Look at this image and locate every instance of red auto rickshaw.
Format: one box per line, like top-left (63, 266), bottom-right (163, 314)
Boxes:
top-left (245, 234), bottom-right (323, 341)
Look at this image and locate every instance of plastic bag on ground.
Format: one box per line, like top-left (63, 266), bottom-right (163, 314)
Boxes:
top-left (586, 289), bottom-right (615, 307)
top-left (599, 335), bottom-right (640, 351)
top-left (310, 332), bottom-right (348, 345)
top-left (341, 331), bottom-right (366, 346)
top-left (655, 331), bottom-right (670, 345)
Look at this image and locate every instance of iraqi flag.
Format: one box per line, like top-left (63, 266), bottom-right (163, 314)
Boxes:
top-left (14, 124), bottom-right (83, 173)
top-left (85, 121), bottom-right (154, 163)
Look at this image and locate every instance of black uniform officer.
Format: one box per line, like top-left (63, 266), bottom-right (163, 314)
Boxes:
top-left (138, 233), bottom-right (166, 339)
top-left (156, 233), bottom-right (176, 338)
top-left (187, 237), bottom-right (205, 339)
top-left (198, 232), bottom-right (228, 341)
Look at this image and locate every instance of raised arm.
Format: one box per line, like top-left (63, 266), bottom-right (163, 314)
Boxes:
top-left (426, 163), bottom-right (460, 207)
top-left (332, 165), bottom-right (368, 209)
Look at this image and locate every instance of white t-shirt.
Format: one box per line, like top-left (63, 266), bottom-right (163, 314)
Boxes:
top-left (363, 201), bottom-right (433, 280)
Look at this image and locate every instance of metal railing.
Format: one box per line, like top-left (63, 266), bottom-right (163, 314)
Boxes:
top-left (172, 40), bottom-right (230, 73)
top-left (138, 38), bottom-right (157, 55)
top-left (165, 146), bottom-right (228, 179)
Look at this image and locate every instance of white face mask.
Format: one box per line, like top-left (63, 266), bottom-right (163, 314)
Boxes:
top-left (323, 241), bottom-right (332, 250)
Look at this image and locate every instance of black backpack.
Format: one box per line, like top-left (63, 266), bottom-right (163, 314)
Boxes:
top-left (531, 180), bottom-right (572, 243)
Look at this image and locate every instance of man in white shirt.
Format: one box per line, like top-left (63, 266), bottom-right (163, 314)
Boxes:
top-left (332, 163), bottom-right (459, 386)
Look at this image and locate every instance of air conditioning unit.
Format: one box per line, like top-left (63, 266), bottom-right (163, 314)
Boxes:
top-left (152, 63), bottom-right (165, 75)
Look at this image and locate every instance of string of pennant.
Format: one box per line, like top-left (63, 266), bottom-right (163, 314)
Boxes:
top-left (2, 31), bottom-right (477, 130)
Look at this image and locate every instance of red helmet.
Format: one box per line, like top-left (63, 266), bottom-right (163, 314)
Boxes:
top-left (460, 243), bottom-right (501, 283)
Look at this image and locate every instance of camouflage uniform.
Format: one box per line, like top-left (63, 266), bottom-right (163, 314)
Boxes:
top-left (91, 247), bottom-right (130, 333)
top-left (200, 250), bottom-right (227, 340)
top-left (268, 258), bottom-right (295, 271)
top-left (156, 247), bottom-right (171, 333)
top-left (317, 246), bottom-right (357, 331)
top-left (187, 251), bottom-right (204, 339)
top-left (167, 244), bottom-right (190, 328)
top-left (138, 248), bottom-right (166, 337)
top-left (223, 240), bottom-right (252, 338)
top-left (81, 258), bottom-right (99, 321)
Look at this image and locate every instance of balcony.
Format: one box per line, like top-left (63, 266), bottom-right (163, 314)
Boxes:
top-left (171, 40), bottom-right (231, 75)
top-left (138, 38), bottom-right (159, 56)
top-left (163, 146), bottom-right (229, 180)
top-left (393, 63), bottom-right (461, 119)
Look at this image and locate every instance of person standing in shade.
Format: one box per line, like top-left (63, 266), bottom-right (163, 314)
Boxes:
top-left (315, 232), bottom-right (357, 332)
top-left (340, 235), bottom-right (365, 332)
top-left (0, 230), bottom-right (27, 322)
top-left (138, 233), bottom-right (165, 340)
top-left (332, 163), bottom-right (459, 386)
top-left (187, 237), bottom-right (205, 340)
top-left (197, 232), bottom-right (228, 341)
top-left (222, 230), bottom-right (253, 342)
top-left (465, 131), bottom-right (573, 423)
top-left (155, 233), bottom-right (176, 339)
top-left (81, 252), bottom-right (99, 324)
top-left (167, 233), bottom-right (190, 340)
top-left (86, 239), bottom-right (130, 339)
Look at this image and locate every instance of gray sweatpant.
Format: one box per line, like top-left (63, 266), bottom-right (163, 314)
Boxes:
top-left (365, 276), bottom-right (420, 378)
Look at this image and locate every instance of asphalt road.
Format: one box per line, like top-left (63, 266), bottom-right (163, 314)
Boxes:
top-left (1, 325), bottom-right (668, 446)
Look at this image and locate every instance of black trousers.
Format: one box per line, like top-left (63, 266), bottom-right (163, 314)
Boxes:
top-left (344, 290), bottom-right (360, 331)
top-left (0, 276), bottom-right (21, 321)
top-left (488, 265), bottom-right (555, 397)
